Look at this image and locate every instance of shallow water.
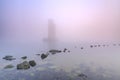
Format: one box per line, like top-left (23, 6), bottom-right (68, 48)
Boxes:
top-left (0, 42), bottom-right (120, 80)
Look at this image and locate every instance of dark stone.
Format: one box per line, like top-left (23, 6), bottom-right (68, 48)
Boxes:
top-left (103, 45), bottom-right (106, 47)
top-left (3, 55), bottom-right (16, 61)
top-left (21, 56), bottom-right (27, 59)
top-left (29, 60), bottom-right (36, 67)
top-left (94, 45), bottom-right (97, 47)
top-left (36, 54), bottom-right (41, 56)
top-left (63, 48), bottom-right (67, 52)
top-left (49, 49), bottom-right (62, 54)
top-left (4, 64), bottom-right (14, 69)
top-left (81, 47), bottom-right (84, 49)
top-left (68, 50), bottom-right (70, 53)
top-left (17, 61), bottom-right (30, 70)
top-left (41, 54), bottom-right (48, 59)
top-left (78, 73), bottom-right (87, 78)
top-left (90, 45), bottom-right (93, 48)
top-left (98, 45), bottom-right (100, 47)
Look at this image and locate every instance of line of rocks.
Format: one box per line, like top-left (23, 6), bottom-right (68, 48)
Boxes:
top-left (2, 48), bottom-right (70, 70)
top-left (2, 43), bottom-right (120, 70)
top-left (89, 43), bottom-right (120, 48)
top-left (40, 48), bottom-right (70, 60)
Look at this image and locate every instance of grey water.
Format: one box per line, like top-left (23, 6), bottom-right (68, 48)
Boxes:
top-left (0, 41), bottom-right (120, 80)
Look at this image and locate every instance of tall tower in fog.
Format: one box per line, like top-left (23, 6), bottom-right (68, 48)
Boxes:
top-left (48, 19), bottom-right (56, 49)
top-left (48, 19), bottom-right (56, 43)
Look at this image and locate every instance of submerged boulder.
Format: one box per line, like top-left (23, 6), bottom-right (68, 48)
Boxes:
top-left (41, 53), bottom-right (48, 59)
top-left (102, 44), bottom-right (105, 47)
top-left (36, 54), bottom-right (41, 56)
top-left (29, 60), bottom-right (36, 67)
top-left (98, 45), bottom-right (101, 47)
top-left (68, 50), bottom-right (70, 53)
top-left (4, 64), bottom-right (14, 69)
top-left (17, 61), bottom-right (30, 70)
top-left (94, 45), bottom-right (97, 47)
top-left (81, 47), bottom-right (84, 49)
top-left (21, 56), bottom-right (27, 60)
top-left (90, 45), bottom-right (93, 48)
top-left (49, 49), bottom-right (62, 54)
top-left (78, 73), bottom-right (87, 78)
top-left (3, 55), bottom-right (16, 61)
top-left (113, 44), bottom-right (116, 46)
top-left (63, 48), bottom-right (67, 52)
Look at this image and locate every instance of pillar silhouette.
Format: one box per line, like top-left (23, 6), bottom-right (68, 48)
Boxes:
top-left (48, 19), bottom-right (56, 49)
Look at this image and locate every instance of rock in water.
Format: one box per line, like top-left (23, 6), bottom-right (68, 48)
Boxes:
top-left (78, 73), bottom-right (87, 78)
top-left (21, 56), bottom-right (27, 60)
top-left (36, 54), bottom-right (40, 56)
top-left (90, 45), bottom-right (93, 48)
top-left (68, 50), bottom-right (70, 53)
top-left (41, 54), bottom-right (48, 59)
top-left (94, 45), bottom-right (97, 47)
top-left (17, 61), bottom-right (30, 70)
top-left (3, 55), bottom-right (16, 61)
top-left (29, 60), bottom-right (36, 67)
top-left (98, 45), bottom-right (100, 47)
top-left (49, 49), bottom-right (62, 54)
top-left (4, 64), bottom-right (14, 69)
top-left (103, 45), bottom-right (106, 47)
top-left (63, 48), bottom-right (67, 52)
top-left (81, 47), bottom-right (84, 49)
top-left (113, 44), bottom-right (116, 46)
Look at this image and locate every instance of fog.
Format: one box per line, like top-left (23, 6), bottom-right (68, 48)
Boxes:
top-left (0, 1), bottom-right (120, 80)
top-left (0, 0), bottom-right (120, 44)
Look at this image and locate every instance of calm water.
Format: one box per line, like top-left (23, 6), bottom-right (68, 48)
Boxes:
top-left (0, 41), bottom-right (120, 80)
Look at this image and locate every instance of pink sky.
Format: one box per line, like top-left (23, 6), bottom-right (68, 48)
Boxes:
top-left (2, 0), bottom-right (120, 43)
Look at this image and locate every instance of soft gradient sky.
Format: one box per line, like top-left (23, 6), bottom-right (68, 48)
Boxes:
top-left (0, 0), bottom-right (120, 44)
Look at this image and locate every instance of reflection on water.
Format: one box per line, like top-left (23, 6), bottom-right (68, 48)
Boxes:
top-left (0, 42), bottom-right (120, 80)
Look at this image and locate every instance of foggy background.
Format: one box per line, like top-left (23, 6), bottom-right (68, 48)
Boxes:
top-left (0, 1), bottom-right (120, 80)
top-left (0, 0), bottom-right (120, 45)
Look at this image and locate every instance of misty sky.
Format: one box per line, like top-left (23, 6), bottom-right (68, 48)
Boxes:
top-left (0, 0), bottom-right (120, 44)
